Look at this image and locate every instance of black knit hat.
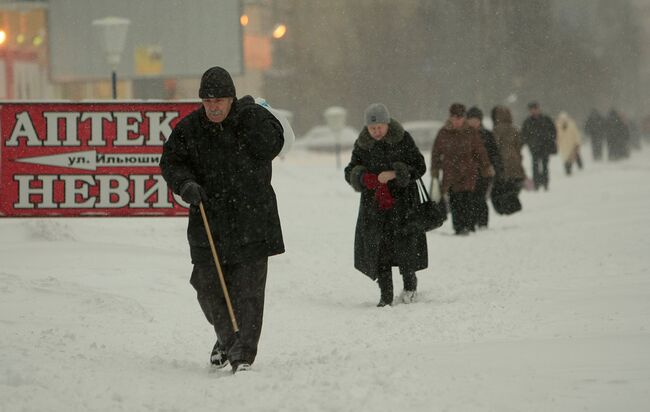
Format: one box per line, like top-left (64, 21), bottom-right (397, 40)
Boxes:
top-left (466, 106), bottom-right (483, 120)
top-left (199, 66), bottom-right (236, 99)
top-left (449, 103), bottom-right (466, 117)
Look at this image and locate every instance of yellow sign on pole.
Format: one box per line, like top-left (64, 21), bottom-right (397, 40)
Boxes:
top-left (135, 45), bottom-right (162, 75)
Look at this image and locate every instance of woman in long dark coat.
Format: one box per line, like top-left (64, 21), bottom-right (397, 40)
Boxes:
top-left (344, 103), bottom-right (428, 307)
top-left (490, 105), bottom-right (526, 215)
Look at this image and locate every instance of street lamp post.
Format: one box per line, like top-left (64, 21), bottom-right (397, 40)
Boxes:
top-left (324, 106), bottom-right (347, 169)
top-left (92, 17), bottom-right (130, 99)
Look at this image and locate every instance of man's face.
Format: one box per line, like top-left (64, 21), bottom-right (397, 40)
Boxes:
top-left (529, 107), bottom-right (541, 118)
top-left (202, 97), bottom-right (234, 123)
top-left (450, 115), bottom-right (465, 129)
top-left (467, 117), bottom-right (481, 129)
top-left (367, 123), bottom-right (389, 140)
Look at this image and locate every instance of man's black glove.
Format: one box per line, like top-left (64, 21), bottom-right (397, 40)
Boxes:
top-left (179, 181), bottom-right (207, 206)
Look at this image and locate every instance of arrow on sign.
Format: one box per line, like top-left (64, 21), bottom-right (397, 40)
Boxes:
top-left (15, 150), bottom-right (162, 171)
top-left (16, 150), bottom-right (96, 171)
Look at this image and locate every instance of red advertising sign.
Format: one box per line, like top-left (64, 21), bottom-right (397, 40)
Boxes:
top-left (0, 101), bottom-right (200, 217)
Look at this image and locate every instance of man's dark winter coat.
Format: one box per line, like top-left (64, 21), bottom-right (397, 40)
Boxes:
top-left (477, 127), bottom-right (503, 177)
top-left (344, 120), bottom-right (428, 279)
top-left (521, 114), bottom-right (557, 156)
top-left (159, 96), bottom-right (285, 265)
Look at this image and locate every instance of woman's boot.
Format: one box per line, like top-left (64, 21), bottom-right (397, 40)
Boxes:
top-left (376, 272), bottom-right (393, 307)
top-left (400, 271), bottom-right (418, 304)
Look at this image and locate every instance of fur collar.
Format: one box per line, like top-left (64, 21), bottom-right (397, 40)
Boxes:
top-left (356, 119), bottom-right (405, 150)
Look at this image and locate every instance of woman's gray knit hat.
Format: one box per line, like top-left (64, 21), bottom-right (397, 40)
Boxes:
top-left (364, 103), bottom-right (390, 125)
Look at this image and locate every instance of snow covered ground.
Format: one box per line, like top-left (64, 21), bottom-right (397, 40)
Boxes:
top-left (1, 144), bottom-right (649, 411)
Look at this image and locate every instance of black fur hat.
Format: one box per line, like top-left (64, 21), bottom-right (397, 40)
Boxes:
top-left (467, 106), bottom-right (483, 120)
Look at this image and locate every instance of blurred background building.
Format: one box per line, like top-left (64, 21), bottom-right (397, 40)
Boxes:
top-left (0, 0), bottom-right (50, 99)
top-left (0, 0), bottom-right (648, 133)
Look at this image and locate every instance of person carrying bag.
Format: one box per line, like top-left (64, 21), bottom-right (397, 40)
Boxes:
top-left (344, 103), bottom-right (428, 307)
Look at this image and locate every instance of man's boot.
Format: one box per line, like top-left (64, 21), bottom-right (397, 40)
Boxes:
top-left (210, 340), bottom-right (229, 369)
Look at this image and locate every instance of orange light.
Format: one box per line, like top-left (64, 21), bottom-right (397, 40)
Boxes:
top-left (16, 34), bottom-right (25, 44)
top-left (0, 30), bottom-right (7, 45)
top-left (272, 24), bottom-right (286, 39)
top-left (240, 14), bottom-right (249, 27)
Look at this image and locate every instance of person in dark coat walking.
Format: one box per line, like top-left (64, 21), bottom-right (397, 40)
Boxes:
top-left (159, 66), bottom-right (285, 374)
top-left (431, 103), bottom-right (494, 235)
top-left (521, 102), bottom-right (557, 191)
top-left (491, 106), bottom-right (526, 215)
top-left (344, 103), bottom-right (428, 307)
top-left (584, 109), bottom-right (606, 161)
top-left (466, 106), bottom-right (502, 229)
top-left (606, 109), bottom-right (631, 161)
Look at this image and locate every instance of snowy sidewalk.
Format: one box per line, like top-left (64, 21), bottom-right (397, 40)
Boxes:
top-left (1, 147), bottom-right (649, 411)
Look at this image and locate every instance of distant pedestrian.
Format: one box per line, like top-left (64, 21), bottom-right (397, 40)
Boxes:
top-left (606, 109), bottom-right (631, 160)
top-left (491, 106), bottom-right (526, 215)
top-left (629, 119), bottom-right (642, 151)
top-left (521, 102), bottom-right (557, 191)
top-left (431, 103), bottom-right (494, 235)
top-left (466, 106), bottom-right (502, 229)
top-left (555, 111), bottom-right (583, 175)
top-left (584, 109), bottom-right (606, 161)
top-left (344, 103), bottom-right (428, 307)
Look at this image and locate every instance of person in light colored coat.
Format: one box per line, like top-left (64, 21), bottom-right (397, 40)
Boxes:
top-left (555, 111), bottom-right (583, 175)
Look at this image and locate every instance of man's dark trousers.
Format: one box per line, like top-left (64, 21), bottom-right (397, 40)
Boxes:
top-left (531, 154), bottom-right (549, 190)
top-left (449, 190), bottom-right (475, 234)
top-left (473, 177), bottom-right (491, 228)
top-left (190, 257), bottom-right (268, 365)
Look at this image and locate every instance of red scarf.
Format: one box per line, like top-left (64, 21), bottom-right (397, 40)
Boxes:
top-left (362, 173), bottom-right (395, 210)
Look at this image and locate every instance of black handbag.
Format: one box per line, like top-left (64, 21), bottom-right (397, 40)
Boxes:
top-left (491, 179), bottom-right (522, 215)
top-left (408, 177), bottom-right (447, 232)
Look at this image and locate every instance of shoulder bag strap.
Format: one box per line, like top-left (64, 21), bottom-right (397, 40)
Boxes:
top-left (416, 177), bottom-right (431, 203)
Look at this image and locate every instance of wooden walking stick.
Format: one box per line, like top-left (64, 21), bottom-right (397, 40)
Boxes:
top-left (198, 201), bottom-right (239, 334)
